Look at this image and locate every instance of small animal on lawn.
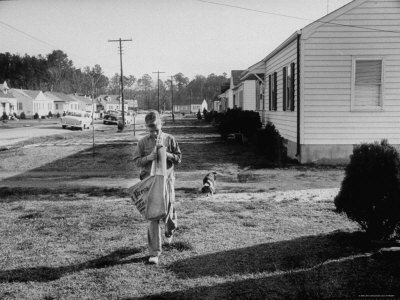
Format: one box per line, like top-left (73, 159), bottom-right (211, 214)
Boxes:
top-left (201, 171), bottom-right (217, 196)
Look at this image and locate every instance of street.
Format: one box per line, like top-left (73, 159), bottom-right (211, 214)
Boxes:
top-left (0, 114), bottom-right (146, 148)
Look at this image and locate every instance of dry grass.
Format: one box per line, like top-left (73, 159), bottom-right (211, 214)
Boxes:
top-left (0, 117), bottom-right (399, 299)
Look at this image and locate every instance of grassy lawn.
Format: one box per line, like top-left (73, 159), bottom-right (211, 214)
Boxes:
top-left (0, 118), bottom-right (399, 299)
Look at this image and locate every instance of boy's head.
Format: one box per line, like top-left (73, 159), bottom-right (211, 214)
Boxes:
top-left (145, 111), bottom-right (162, 139)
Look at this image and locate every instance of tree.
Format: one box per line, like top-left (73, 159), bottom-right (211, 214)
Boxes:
top-left (46, 50), bottom-right (74, 92)
top-left (137, 74), bottom-right (153, 109)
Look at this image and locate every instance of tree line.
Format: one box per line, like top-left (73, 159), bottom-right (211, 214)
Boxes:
top-left (0, 50), bottom-right (228, 110)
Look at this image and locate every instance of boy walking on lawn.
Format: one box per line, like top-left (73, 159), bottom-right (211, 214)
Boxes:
top-left (133, 111), bottom-right (181, 264)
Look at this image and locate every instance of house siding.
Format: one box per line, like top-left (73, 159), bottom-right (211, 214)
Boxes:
top-left (302, 0), bottom-right (400, 155)
top-left (243, 80), bottom-right (257, 111)
top-left (264, 39), bottom-right (298, 144)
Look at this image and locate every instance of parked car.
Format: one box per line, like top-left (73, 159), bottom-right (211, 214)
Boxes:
top-left (104, 110), bottom-right (133, 125)
top-left (103, 110), bottom-right (119, 125)
top-left (61, 111), bottom-right (92, 130)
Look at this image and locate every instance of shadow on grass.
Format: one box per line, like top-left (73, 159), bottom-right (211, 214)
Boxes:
top-left (167, 230), bottom-right (379, 279)
top-left (128, 248), bottom-right (400, 300)
top-left (128, 230), bottom-right (400, 300)
top-left (0, 142), bottom-right (140, 198)
top-left (0, 247), bottom-right (147, 283)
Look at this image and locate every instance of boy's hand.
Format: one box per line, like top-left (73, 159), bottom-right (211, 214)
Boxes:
top-left (166, 152), bottom-right (174, 160)
top-left (146, 149), bottom-right (157, 161)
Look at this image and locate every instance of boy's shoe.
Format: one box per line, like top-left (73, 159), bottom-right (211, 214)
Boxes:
top-left (164, 235), bottom-right (173, 245)
top-left (148, 256), bottom-right (159, 264)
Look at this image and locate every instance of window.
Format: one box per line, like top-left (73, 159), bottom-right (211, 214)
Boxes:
top-left (18, 102), bottom-right (23, 110)
top-left (269, 72), bottom-right (277, 111)
top-left (352, 58), bottom-right (383, 110)
top-left (283, 63), bottom-right (295, 111)
top-left (56, 104), bottom-right (59, 110)
top-left (239, 90), bottom-right (244, 108)
top-left (256, 81), bottom-right (264, 111)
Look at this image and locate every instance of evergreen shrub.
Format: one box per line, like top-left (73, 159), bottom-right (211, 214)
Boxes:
top-left (33, 113), bottom-right (39, 119)
top-left (254, 122), bottom-right (287, 164)
top-left (334, 140), bottom-right (400, 240)
top-left (20, 112), bottom-right (26, 119)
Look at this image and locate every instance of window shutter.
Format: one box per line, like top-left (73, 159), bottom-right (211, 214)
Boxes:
top-left (355, 60), bottom-right (382, 107)
top-left (273, 72), bottom-right (277, 111)
top-left (283, 67), bottom-right (287, 111)
top-left (269, 74), bottom-right (272, 111)
top-left (290, 62), bottom-right (295, 111)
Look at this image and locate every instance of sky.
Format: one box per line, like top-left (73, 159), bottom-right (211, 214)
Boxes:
top-left (0, 0), bottom-right (353, 81)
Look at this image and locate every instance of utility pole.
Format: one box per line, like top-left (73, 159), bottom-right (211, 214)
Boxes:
top-left (169, 75), bottom-right (174, 122)
top-left (108, 38), bottom-right (132, 131)
top-left (152, 71), bottom-right (165, 113)
top-left (190, 89), bottom-right (192, 114)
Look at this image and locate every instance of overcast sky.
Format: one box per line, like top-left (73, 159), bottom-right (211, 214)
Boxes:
top-left (0, 0), bottom-right (352, 80)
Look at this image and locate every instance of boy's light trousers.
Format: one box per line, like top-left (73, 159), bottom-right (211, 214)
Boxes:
top-left (148, 201), bottom-right (177, 257)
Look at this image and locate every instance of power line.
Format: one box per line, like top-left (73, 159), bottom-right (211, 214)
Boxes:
top-left (196, 0), bottom-right (400, 34)
top-left (0, 20), bottom-right (118, 71)
top-left (0, 20), bottom-right (59, 49)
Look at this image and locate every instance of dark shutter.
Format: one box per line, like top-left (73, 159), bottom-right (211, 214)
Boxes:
top-left (283, 67), bottom-right (287, 111)
top-left (290, 62), bottom-right (295, 111)
top-left (269, 74), bottom-right (272, 111)
top-left (273, 72), bottom-right (277, 111)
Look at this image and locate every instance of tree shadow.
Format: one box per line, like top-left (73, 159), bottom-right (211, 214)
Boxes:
top-left (0, 143), bottom-right (140, 199)
top-left (167, 230), bottom-right (380, 279)
top-left (0, 247), bottom-right (147, 283)
top-left (127, 248), bottom-right (400, 299)
top-left (127, 231), bottom-right (400, 299)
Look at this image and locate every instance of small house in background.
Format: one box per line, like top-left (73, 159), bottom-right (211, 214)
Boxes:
top-left (12, 89), bottom-right (52, 118)
top-left (0, 81), bottom-right (17, 117)
top-left (240, 60), bottom-right (266, 118)
top-left (44, 91), bottom-right (74, 116)
top-left (69, 94), bottom-right (95, 112)
top-left (172, 96), bottom-right (190, 114)
top-left (191, 98), bottom-right (208, 114)
top-left (229, 70), bottom-right (243, 108)
top-left (97, 95), bottom-right (128, 113)
top-left (217, 80), bottom-right (231, 112)
top-left (246, 0), bottom-right (400, 163)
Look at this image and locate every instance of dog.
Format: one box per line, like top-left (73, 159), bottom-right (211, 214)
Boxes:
top-left (201, 172), bottom-right (217, 196)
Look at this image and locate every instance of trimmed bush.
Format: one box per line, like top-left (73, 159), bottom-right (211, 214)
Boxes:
top-left (334, 140), bottom-right (400, 240)
top-left (254, 122), bottom-right (287, 164)
top-left (197, 110), bottom-right (202, 120)
top-left (20, 112), bottom-right (26, 119)
top-left (56, 112), bottom-right (60, 118)
top-left (1, 112), bottom-right (8, 120)
top-left (33, 113), bottom-right (39, 119)
top-left (48, 111), bottom-right (53, 118)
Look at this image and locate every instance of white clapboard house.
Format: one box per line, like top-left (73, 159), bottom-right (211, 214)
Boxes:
top-left (241, 0), bottom-right (400, 163)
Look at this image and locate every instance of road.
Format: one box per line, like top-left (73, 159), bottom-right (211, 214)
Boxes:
top-left (0, 114), bottom-right (147, 148)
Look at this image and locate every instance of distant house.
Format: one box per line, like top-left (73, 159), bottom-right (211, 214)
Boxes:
top-left (172, 97), bottom-right (190, 114)
top-left (12, 89), bottom-right (52, 118)
top-left (44, 92), bottom-right (74, 115)
top-left (0, 81), bottom-right (17, 117)
top-left (68, 94), bottom-right (95, 112)
top-left (97, 95), bottom-right (128, 113)
top-left (243, 0), bottom-right (400, 163)
top-left (229, 70), bottom-right (243, 109)
top-left (191, 99), bottom-right (208, 113)
top-left (217, 80), bottom-right (230, 112)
